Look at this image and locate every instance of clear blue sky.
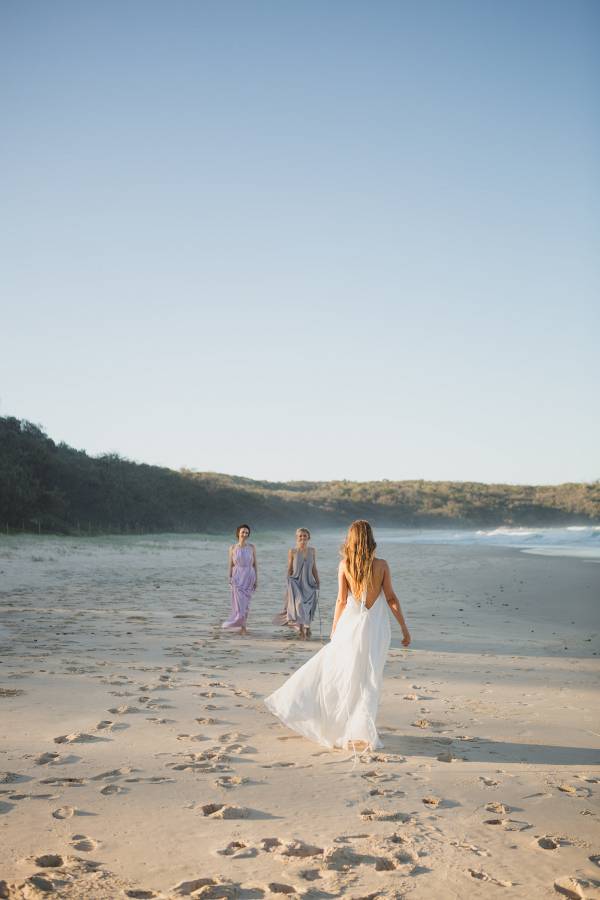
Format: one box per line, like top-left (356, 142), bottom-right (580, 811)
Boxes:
top-left (1, 1), bottom-right (598, 484)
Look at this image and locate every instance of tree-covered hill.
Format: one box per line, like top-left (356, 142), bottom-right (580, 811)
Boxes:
top-left (0, 416), bottom-right (598, 534)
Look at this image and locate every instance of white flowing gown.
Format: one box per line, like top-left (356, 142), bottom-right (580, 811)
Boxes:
top-left (264, 589), bottom-right (391, 750)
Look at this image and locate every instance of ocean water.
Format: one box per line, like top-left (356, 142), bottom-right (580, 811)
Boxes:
top-left (318, 525), bottom-right (600, 560)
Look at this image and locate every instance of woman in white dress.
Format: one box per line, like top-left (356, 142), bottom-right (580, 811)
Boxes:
top-left (264, 520), bottom-right (411, 755)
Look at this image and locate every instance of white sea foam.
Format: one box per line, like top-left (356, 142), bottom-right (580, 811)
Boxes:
top-left (521, 547), bottom-right (600, 561)
top-left (370, 525), bottom-right (600, 560)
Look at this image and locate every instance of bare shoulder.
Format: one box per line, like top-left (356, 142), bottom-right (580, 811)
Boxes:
top-left (309, 546), bottom-right (316, 555)
top-left (372, 557), bottom-right (389, 573)
top-left (249, 543), bottom-right (256, 550)
top-left (229, 544), bottom-right (236, 552)
top-left (289, 547), bottom-right (297, 556)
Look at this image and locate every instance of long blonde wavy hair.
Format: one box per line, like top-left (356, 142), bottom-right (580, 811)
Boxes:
top-left (342, 520), bottom-right (377, 600)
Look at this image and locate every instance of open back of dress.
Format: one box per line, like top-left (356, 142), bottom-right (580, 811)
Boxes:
top-left (264, 588), bottom-right (391, 750)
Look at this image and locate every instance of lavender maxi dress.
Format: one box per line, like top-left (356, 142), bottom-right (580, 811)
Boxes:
top-left (222, 544), bottom-right (256, 629)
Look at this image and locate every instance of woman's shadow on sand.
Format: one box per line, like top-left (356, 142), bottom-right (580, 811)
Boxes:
top-left (383, 733), bottom-right (600, 766)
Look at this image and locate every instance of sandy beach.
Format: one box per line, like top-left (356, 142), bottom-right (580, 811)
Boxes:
top-left (0, 532), bottom-right (598, 899)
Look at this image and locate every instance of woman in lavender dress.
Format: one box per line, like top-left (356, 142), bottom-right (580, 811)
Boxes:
top-left (222, 524), bottom-right (257, 636)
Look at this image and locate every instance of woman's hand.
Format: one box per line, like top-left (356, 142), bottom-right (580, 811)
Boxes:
top-left (401, 628), bottom-right (411, 647)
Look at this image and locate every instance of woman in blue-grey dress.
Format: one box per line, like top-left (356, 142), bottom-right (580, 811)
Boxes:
top-left (273, 528), bottom-right (320, 641)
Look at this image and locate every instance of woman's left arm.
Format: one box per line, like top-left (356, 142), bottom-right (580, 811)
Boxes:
top-left (251, 544), bottom-right (258, 589)
top-left (311, 548), bottom-right (320, 588)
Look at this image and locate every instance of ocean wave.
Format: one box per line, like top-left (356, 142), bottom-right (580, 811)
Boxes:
top-left (372, 525), bottom-right (600, 557)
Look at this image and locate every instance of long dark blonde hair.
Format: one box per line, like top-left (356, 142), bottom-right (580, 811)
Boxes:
top-left (342, 520), bottom-right (377, 599)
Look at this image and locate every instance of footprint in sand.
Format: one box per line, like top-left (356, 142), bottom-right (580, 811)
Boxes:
top-left (196, 718), bottom-right (219, 725)
top-left (436, 752), bottom-right (457, 763)
top-left (367, 754), bottom-right (405, 763)
top-left (298, 869), bottom-right (321, 882)
top-left (100, 784), bottom-right (122, 796)
top-left (23, 875), bottom-right (55, 893)
top-left (450, 840), bottom-right (488, 856)
top-left (218, 733), bottom-right (243, 743)
top-left (261, 762), bottom-right (297, 768)
top-left (40, 776), bottom-right (86, 786)
top-left (361, 770), bottom-right (395, 783)
top-left (368, 788), bottom-right (405, 797)
top-left (0, 772), bottom-right (22, 784)
top-left (486, 803), bottom-right (510, 813)
top-left (32, 855), bottom-right (65, 868)
top-left (172, 878), bottom-right (237, 898)
top-left (277, 840), bottom-right (323, 858)
top-left (200, 803), bottom-right (250, 819)
top-left (92, 768), bottom-right (131, 780)
top-left (214, 776), bottom-right (248, 789)
top-left (125, 891), bottom-right (161, 898)
top-left (177, 734), bottom-right (209, 742)
top-left (54, 732), bottom-right (96, 744)
top-left (265, 884), bottom-right (296, 894)
top-left (554, 878), bottom-right (585, 899)
top-left (532, 836), bottom-right (558, 850)
top-left (108, 706), bottom-right (141, 715)
top-left (52, 807), bottom-right (74, 819)
top-left (147, 718), bottom-right (168, 725)
top-left (95, 720), bottom-right (115, 730)
top-left (224, 743), bottom-right (246, 754)
top-left (217, 841), bottom-right (256, 858)
top-left (360, 809), bottom-right (412, 822)
top-left (70, 834), bottom-right (98, 852)
top-left (422, 797), bottom-right (441, 808)
top-left (34, 752), bottom-right (60, 766)
top-left (260, 839), bottom-right (282, 852)
top-left (466, 870), bottom-right (512, 887)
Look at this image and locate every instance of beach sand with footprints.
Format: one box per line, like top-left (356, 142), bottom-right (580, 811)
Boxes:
top-left (0, 532), bottom-right (598, 899)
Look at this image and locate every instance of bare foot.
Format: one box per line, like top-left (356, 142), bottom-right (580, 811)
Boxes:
top-left (306, 627), bottom-right (312, 640)
top-left (241, 626), bottom-right (248, 637)
top-left (299, 627), bottom-right (306, 641)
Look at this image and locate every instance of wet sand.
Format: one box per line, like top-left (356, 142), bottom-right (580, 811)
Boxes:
top-left (0, 533), bottom-right (598, 899)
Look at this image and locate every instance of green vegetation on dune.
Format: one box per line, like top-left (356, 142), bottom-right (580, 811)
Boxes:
top-left (0, 417), bottom-right (598, 534)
